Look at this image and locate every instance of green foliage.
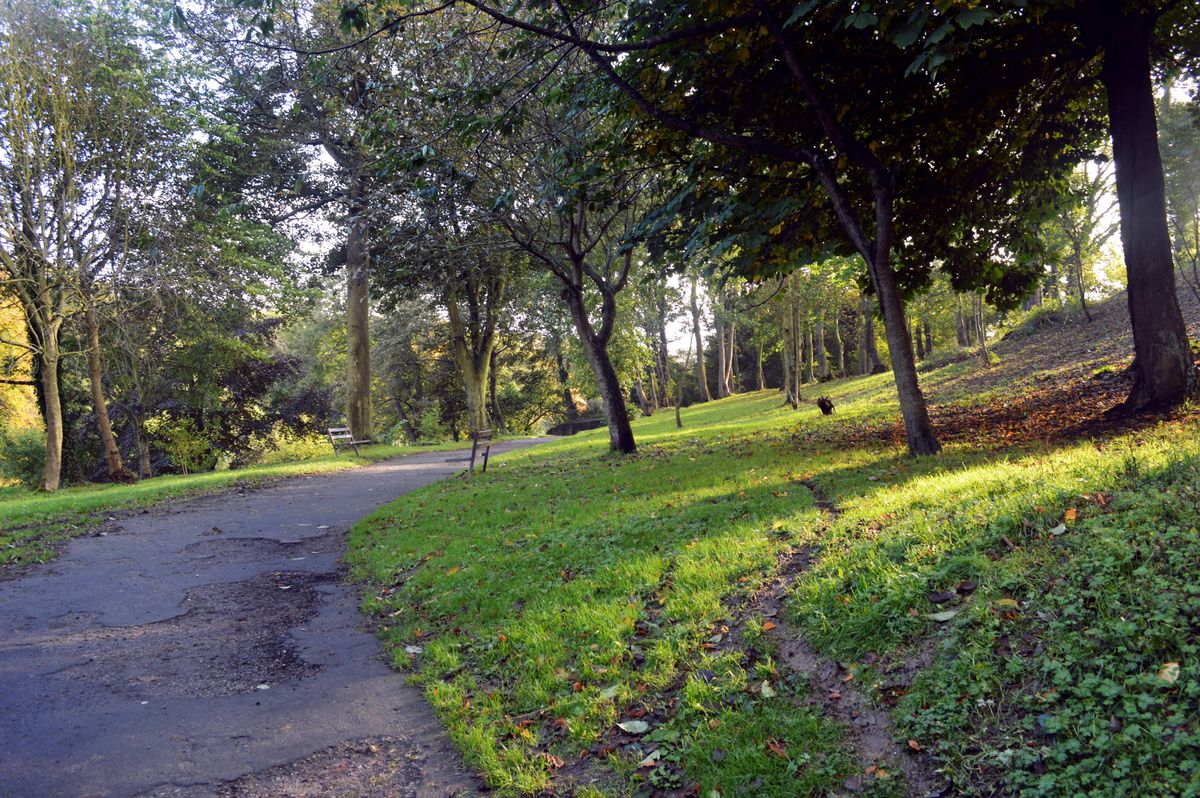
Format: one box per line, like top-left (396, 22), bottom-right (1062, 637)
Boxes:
top-left (154, 418), bottom-right (212, 475)
top-left (0, 428), bottom-right (46, 489)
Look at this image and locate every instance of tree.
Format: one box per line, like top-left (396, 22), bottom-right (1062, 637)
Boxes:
top-left (884, 0), bottom-right (1199, 406)
top-left (0, 0), bottom-right (176, 488)
top-left (1161, 89), bottom-right (1200, 304)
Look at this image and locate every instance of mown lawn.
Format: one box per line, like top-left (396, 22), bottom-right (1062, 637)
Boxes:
top-left (0, 443), bottom-right (432, 567)
top-left (349, 345), bottom-right (1200, 796)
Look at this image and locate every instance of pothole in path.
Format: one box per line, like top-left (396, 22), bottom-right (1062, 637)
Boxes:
top-left (136, 738), bottom-right (436, 798)
top-left (183, 535), bottom-right (338, 561)
top-left (52, 570), bottom-right (330, 698)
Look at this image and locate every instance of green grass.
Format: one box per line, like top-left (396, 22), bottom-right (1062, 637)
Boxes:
top-left (0, 443), bottom-right (428, 567)
top-left (350, 345), bottom-right (1200, 796)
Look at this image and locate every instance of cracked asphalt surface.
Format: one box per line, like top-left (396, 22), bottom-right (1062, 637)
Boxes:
top-left (0, 440), bottom-right (549, 798)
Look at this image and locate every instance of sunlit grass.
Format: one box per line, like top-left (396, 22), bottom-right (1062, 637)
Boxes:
top-left (350, 370), bottom-right (1200, 796)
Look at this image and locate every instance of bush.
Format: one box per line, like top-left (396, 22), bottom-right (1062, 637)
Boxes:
top-left (257, 429), bottom-right (331, 464)
top-left (0, 428), bottom-right (46, 488)
top-left (155, 418), bottom-right (212, 475)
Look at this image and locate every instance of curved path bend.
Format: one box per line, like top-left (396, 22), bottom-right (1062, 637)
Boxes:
top-left (0, 439), bottom-right (550, 798)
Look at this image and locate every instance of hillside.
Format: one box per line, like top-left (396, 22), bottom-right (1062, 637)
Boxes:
top-left (349, 292), bottom-right (1200, 797)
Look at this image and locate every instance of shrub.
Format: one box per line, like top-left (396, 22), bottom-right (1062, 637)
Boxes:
top-left (0, 428), bottom-right (46, 488)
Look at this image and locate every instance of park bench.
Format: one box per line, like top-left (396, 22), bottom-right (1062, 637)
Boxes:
top-left (468, 428), bottom-right (493, 476)
top-left (327, 426), bottom-right (371, 456)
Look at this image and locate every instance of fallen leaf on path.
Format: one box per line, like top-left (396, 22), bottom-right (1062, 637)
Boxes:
top-left (617, 720), bottom-right (649, 734)
top-left (766, 738), bottom-right (788, 758)
top-left (908, 739), bottom-right (922, 751)
top-left (762, 621), bottom-right (777, 631)
top-left (638, 749), bottom-right (661, 768)
top-left (1158, 662), bottom-right (1181, 684)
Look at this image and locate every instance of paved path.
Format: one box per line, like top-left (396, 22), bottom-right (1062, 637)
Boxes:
top-left (0, 440), bottom-right (549, 798)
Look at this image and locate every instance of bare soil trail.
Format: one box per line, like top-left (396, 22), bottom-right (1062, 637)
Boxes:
top-left (0, 440), bottom-right (549, 798)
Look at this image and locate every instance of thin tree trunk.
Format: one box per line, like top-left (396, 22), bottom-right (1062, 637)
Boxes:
top-left (1096, 10), bottom-right (1196, 406)
top-left (345, 173), bottom-right (372, 441)
top-left (861, 298), bottom-right (885, 375)
top-left (829, 310), bottom-right (844, 377)
top-left (974, 294), bottom-right (991, 364)
top-left (801, 319), bottom-right (814, 383)
top-left (814, 312), bottom-right (828, 379)
top-left (716, 310), bottom-right (729, 398)
top-left (1073, 242), bottom-right (1094, 322)
top-left (755, 343), bottom-right (765, 390)
top-left (391, 395), bottom-right (420, 442)
top-left (914, 319), bottom-right (926, 359)
top-left (655, 295), bottom-right (671, 406)
top-left (488, 349), bottom-right (504, 432)
top-left (954, 295), bottom-right (969, 346)
top-left (923, 320), bottom-right (933, 356)
top-left (134, 410), bottom-right (151, 479)
top-left (555, 348), bottom-right (577, 420)
top-left (728, 320), bottom-right (739, 392)
top-left (689, 276), bottom-right (711, 402)
top-left (37, 347), bottom-right (63, 492)
top-left (781, 284), bottom-right (797, 407)
top-left (82, 297), bottom-right (131, 481)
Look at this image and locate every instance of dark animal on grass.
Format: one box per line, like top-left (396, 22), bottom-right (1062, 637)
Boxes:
top-left (817, 397), bottom-right (835, 415)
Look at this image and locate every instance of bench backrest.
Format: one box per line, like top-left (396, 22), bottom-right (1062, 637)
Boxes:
top-left (328, 427), bottom-right (354, 441)
top-left (473, 428), bottom-right (493, 443)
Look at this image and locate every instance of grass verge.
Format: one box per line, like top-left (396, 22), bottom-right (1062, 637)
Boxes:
top-left (349, 299), bottom-right (1200, 796)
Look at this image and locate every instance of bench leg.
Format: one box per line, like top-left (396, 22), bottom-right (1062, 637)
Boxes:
top-left (469, 440), bottom-right (479, 476)
top-left (481, 445), bottom-right (490, 473)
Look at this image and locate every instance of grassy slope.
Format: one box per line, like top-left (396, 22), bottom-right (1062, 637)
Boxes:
top-left (349, 293), bottom-right (1199, 797)
top-left (0, 443), bottom-right (462, 567)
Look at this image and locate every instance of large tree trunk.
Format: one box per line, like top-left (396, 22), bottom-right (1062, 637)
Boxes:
top-left (446, 308), bottom-right (494, 434)
top-left (860, 297), bottom-right (885, 375)
top-left (689, 276), bottom-right (711, 402)
top-left (868, 256), bottom-right (940, 455)
top-left (37, 346), bottom-right (63, 492)
top-left (345, 174), bottom-right (372, 441)
top-left (563, 282), bottom-right (636, 453)
top-left (1097, 9), bottom-right (1197, 408)
top-left (578, 330), bottom-right (636, 452)
top-left (82, 297), bottom-right (131, 481)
